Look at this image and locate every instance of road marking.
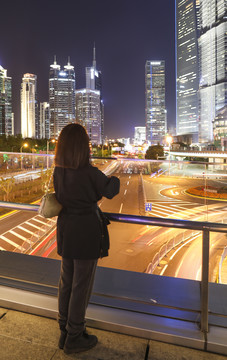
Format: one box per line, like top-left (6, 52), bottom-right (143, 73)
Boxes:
top-left (9, 230), bottom-right (31, 242)
top-left (25, 221), bottom-right (46, 231)
top-left (174, 235), bottom-right (200, 277)
top-left (32, 217), bottom-right (51, 225)
top-left (119, 203), bottom-right (123, 213)
top-left (149, 208), bottom-right (172, 217)
top-left (17, 225), bottom-right (39, 237)
top-left (0, 210), bottom-right (17, 220)
top-left (127, 181), bottom-right (129, 185)
top-left (124, 190), bottom-right (127, 195)
top-left (0, 235), bottom-right (24, 250)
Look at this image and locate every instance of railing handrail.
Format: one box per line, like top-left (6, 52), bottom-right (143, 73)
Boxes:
top-left (1, 201), bottom-right (227, 233)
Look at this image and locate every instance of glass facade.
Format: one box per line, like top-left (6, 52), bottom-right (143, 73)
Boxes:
top-left (20, 73), bottom-right (37, 138)
top-left (75, 89), bottom-right (101, 145)
top-left (49, 58), bottom-right (75, 138)
top-left (198, 0), bottom-right (227, 143)
top-left (0, 65), bottom-right (13, 136)
top-left (85, 46), bottom-right (104, 143)
top-left (176, 0), bottom-right (199, 139)
top-left (40, 102), bottom-right (50, 139)
top-left (213, 105), bottom-right (227, 150)
top-left (134, 126), bottom-right (146, 146)
top-left (145, 61), bottom-right (166, 144)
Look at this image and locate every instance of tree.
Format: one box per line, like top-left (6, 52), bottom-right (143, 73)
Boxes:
top-left (145, 144), bottom-right (164, 160)
top-left (0, 177), bottom-right (15, 201)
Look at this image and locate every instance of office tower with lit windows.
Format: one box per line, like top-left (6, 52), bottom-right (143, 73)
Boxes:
top-left (198, 0), bottom-right (227, 144)
top-left (176, 0), bottom-right (200, 141)
top-left (134, 126), bottom-right (146, 146)
top-left (49, 57), bottom-right (75, 138)
top-left (213, 106), bottom-right (227, 150)
top-left (21, 73), bottom-right (38, 138)
top-left (40, 102), bottom-right (50, 139)
top-left (0, 65), bottom-right (13, 136)
top-left (145, 61), bottom-right (166, 144)
top-left (86, 45), bottom-right (104, 143)
top-left (75, 89), bottom-right (101, 145)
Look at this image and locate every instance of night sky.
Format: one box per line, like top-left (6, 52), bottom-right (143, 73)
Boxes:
top-left (0, 0), bottom-right (176, 139)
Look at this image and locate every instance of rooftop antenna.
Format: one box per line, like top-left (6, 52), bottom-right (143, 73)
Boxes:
top-left (93, 42), bottom-right (96, 69)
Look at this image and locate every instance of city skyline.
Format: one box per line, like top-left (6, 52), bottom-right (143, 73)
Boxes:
top-left (0, 0), bottom-right (175, 139)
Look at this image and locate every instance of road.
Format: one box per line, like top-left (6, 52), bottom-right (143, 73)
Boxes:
top-left (0, 159), bottom-right (226, 281)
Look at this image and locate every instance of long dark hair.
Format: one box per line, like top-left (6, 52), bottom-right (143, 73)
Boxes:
top-left (55, 123), bottom-right (90, 169)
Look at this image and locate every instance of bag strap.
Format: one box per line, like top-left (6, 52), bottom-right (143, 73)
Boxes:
top-left (44, 164), bottom-right (55, 195)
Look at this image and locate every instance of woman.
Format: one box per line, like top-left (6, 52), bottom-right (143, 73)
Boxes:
top-left (53, 123), bottom-right (120, 354)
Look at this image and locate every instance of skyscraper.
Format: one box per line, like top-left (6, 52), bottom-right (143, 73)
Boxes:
top-left (85, 45), bottom-right (104, 143)
top-left (21, 73), bottom-right (37, 138)
top-left (0, 65), bottom-right (13, 136)
top-left (75, 89), bottom-right (101, 145)
top-left (145, 61), bottom-right (166, 144)
top-left (176, 0), bottom-right (200, 141)
top-left (134, 127), bottom-right (146, 146)
top-left (49, 57), bottom-right (75, 138)
top-left (40, 102), bottom-right (50, 139)
top-left (198, 0), bottom-right (227, 143)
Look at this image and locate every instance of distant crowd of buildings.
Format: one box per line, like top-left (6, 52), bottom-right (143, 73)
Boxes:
top-left (0, 0), bottom-right (226, 150)
top-left (0, 46), bottom-right (104, 145)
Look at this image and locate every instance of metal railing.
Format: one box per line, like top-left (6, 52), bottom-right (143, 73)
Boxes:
top-left (1, 201), bottom-right (227, 334)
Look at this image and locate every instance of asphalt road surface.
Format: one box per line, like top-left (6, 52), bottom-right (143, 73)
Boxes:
top-left (0, 159), bottom-right (226, 282)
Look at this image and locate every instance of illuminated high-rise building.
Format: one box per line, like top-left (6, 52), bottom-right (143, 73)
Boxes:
top-left (40, 102), bottom-right (50, 139)
top-left (86, 45), bottom-right (104, 143)
top-left (176, 0), bottom-right (200, 141)
top-left (21, 73), bottom-right (37, 138)
top-left (145, 61), bottom-right (166, 144)
top-left (75, 89), bottom-right (101, 145)
top-left (134, 127), bottom-right (146, 146)
top-left (0, 65), bottom-right (13, 135)
top-left (49, 57), bottom-right (75, 138)
top-left (198, 0), bottom-right (227, 143)
top-left (213, 106), bottom-right (227, 150)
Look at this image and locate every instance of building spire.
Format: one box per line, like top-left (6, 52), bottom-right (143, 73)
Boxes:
top-left (54, 55), bottom-right (57, 65)
top-left (68, 56), bottom-right (70, 65)
top-left (93, 42), bottom-right (96, 69)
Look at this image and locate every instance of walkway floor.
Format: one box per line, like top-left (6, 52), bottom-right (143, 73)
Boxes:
top-left (1, 307), bottom-right (227, 360)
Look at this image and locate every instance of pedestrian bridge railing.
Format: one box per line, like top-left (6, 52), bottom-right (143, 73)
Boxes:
top-left (0, 201), bottom-right (227, 355)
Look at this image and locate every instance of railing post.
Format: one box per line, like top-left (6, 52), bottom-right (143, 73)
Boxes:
top-left (200, 228), bottom-right (210, 333)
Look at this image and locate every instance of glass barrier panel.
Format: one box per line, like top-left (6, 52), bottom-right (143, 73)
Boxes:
top-left (0, 154), bottom-right (227, 286)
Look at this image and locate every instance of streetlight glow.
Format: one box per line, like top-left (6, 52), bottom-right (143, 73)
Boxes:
top-left (166, 136), bottom-right (172, 145)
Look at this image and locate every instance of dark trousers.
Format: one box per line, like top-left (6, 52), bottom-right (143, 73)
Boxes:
top-left (58, 258), bottom-right (97, 336)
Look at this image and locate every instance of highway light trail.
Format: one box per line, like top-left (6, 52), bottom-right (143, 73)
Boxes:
top-left (29, 229), bottom-right (56, 255)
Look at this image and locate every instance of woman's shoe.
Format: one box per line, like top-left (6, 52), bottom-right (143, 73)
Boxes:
top-left (64, 332), bottom-right (98, 354)
top-left (58, 330), bottom-right (67, 349)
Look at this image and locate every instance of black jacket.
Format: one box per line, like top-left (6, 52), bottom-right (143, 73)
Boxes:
top-left (53, 164), bottom-right (120, 259)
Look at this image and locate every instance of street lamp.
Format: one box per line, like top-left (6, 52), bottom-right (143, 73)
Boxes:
top-left (20, 143), bottom-right (28, 170)
top-left (166, 136), bottom-right (172, 176)
top-left (20, 143), bottom-right (28, 153)
top-left (47, 139), bottom-right (56, 169)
